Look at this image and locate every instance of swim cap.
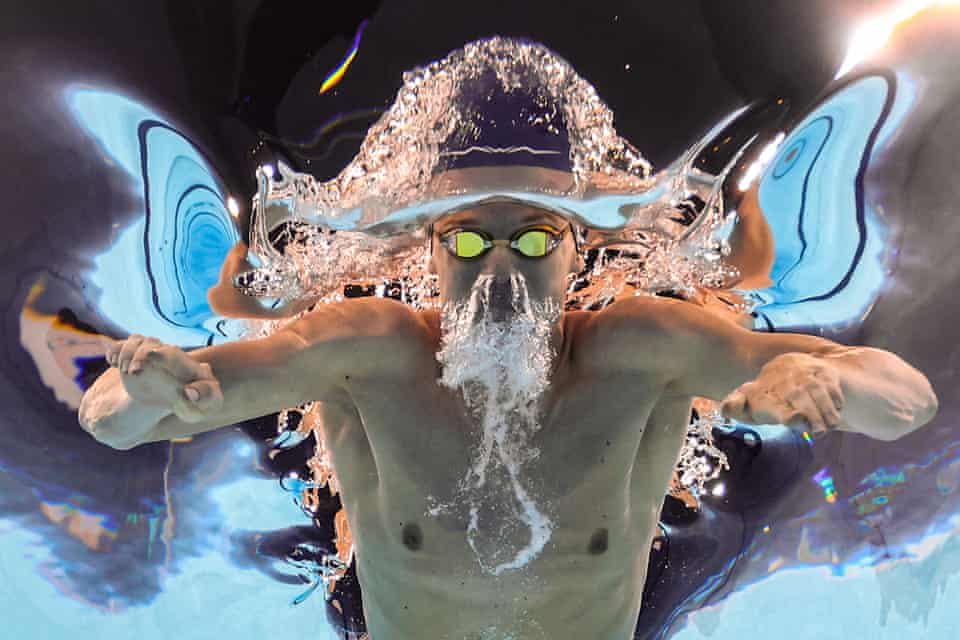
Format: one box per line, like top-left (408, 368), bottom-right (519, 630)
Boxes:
top-left (436, 70), bottom-right (573, 174)
top-left (240, 37), bottom-right (741, 308)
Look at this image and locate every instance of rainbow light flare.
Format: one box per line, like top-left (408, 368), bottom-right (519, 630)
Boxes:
top-left (319, 19), bottom-right (368, 94)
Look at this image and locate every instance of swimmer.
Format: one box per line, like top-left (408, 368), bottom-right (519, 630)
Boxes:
top-left (78, 165), bottom-right (938, 639)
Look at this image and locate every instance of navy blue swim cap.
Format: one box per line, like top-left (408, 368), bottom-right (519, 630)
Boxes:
top-left (438, 71), bottom-right (572, 173)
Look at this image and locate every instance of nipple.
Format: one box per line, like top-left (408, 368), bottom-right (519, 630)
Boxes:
top-left (587, 528), bottom-right (609, 554)
top-left (401, 522), bottom-right (424, 551)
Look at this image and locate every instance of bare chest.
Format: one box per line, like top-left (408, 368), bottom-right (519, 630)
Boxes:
top-left (312, 366), bottom-right (677, 638)
top-left (318, 368), bottom-right (669, 553)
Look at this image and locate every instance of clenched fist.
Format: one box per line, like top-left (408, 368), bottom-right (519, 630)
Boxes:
top-left (720, 352), bottom-right (845, 437)
top-left (103, 334), bottom-right (224, 423)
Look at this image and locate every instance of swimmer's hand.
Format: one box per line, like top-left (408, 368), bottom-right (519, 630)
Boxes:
top-left (103, 335), bottom-right (224, 423)
top-left (206, 241), bottom-right (317, 319)
top-left (719, 352), bottom-right (845, 438)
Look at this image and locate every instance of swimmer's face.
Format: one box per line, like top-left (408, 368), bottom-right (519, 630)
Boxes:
top-left (428, 201), bottom-right (582, 310)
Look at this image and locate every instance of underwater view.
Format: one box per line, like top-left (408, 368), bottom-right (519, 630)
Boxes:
top-left (1, 1), bottom-right (959, 638)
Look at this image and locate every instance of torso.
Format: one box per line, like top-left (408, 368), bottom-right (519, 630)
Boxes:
top-left (311, 308), bottom-right (693, 640)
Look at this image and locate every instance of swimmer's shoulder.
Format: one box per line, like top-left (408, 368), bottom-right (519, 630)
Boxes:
top-left (577, 295), bottom-right (676, 341)
top-left (288, 296), bottom-right (424, 339)
top-left (287, 296), bottom-right (438, 362)
top-left (571, 295), bottom-right (697, 373)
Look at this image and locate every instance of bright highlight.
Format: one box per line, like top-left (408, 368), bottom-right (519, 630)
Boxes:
top-left (837, 0), bottom-right (960, 78)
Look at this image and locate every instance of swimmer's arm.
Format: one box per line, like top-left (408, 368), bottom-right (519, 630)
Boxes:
top-left (138, 298), bottom-right (417, 446)
top-left (599, 296), bottom-right (939, 441)
top-left (82, 328), bottom-right (314, 449)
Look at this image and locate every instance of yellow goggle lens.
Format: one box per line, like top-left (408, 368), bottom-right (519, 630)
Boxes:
top-left (446, 227), bottom-right (559, 258)
top-left (454, 231), bottom-right (487, 258)
top-left (515, 229), bottom-right (549, 257)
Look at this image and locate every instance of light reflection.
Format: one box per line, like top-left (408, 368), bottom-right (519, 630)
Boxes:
top-left (319, 19), bottom-right (368, 94)
top-left (749, 75), bottom-right (892, 330)
top-left (837, 0), bottom-right (960, 77)
top-left (737, 132), bottom-right (784, 192)
top-left (66, 87), bottom-right (241, 345)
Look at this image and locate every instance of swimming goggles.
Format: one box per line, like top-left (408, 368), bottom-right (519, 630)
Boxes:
top-left (438, 224), bottom-right (570, 260)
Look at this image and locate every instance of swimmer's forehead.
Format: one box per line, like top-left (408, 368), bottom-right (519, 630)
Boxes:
top-left (429, 165), bottom-right (575, 233)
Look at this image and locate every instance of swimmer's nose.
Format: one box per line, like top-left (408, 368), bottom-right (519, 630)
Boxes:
top-left (478, 243), bottom-right (516, 277)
